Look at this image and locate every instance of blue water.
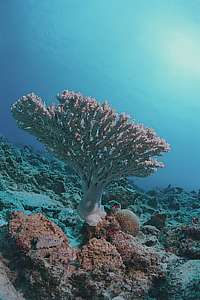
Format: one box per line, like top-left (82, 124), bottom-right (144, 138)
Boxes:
top-left (1, 0), bottom-right (200, 190)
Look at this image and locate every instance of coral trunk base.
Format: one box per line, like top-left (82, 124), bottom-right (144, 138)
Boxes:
top-left (78, 183), bottom-right (106, 226)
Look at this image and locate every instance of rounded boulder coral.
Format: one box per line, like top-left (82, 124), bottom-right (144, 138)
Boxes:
top-left (114, 209), bottom-right (140, 236)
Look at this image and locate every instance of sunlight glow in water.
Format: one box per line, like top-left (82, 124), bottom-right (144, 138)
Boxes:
top-left (165, 31), bottom-right (200, 75)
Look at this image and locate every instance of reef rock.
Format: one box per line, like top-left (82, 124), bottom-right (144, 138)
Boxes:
top-left (167, 260), bottom-right (200, 300)
top-left (78, 238), bottom-right (124, 271)
top-left (9, 211), bottom-right (78, 299)
top-left (9, 211), bottom-right (69, 252)
top-left (144, 212), bottom-right (167, 230)
top-left (164, 224), bottom-right (200, 259)
top-left (0, 258), bottom-right (25, 300)
top-left (83, 215), bottom-right (121, 241)
top-left (7, 211), bottom-right (166, 299)
top-left (110, 230), bottom-right (163, 276)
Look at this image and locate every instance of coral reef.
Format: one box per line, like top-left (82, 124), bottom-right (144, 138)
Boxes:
top-left (166, 260), bottom-right (200, 300)
top-left (7, 211), bottom-right (164, 299)
top-left (9, 211), bottom-right (78, 299)
top-left (11, 91), bottom-right (170, 225)
top-left (0, 139), bottom-right (199, 299)
top-left (163, 224), bottom-right (200, 259)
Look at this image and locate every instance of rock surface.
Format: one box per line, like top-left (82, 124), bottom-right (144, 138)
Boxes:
top-left (0, 258), bottom-right (25, 300)
top-left (166, 260), bottom-right (200, 300)
top-left (163, 224), bottom-right (200, 259)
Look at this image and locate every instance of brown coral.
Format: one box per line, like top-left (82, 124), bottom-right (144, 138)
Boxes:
top-left (7, 211), bottom-right (165, 299)
top-left (78, 238), bottom-right (124, 271)
top-left (110, 230), bottom-right (163, 279)
top-left (8, 211), bottom-right (79, 299)
top-left (114, 209), bottom-right (140, 236)
top-left (84, 215), bottom-right (121, 241)
top-left (9, 211), bottom-right (77, 268)
top-left (9, 211), bottom-right (68, 249)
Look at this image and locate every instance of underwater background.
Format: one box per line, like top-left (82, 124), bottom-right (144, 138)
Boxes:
top-left (1, 0), bottom-right (200, 190)
top-left (0, 2), bottom-right (200, 300)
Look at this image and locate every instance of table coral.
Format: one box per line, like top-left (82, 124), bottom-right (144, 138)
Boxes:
top-left (11, 90), bottom-right (170, 225)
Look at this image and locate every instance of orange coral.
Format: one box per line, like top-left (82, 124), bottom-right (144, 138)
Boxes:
top-left (78, 238), bottom-right (124, 271)
top-left (9, 211), bottom-right (68, 251)
top-left (9, 211), bottom-right (77, 269)
top-left (84, 215), bottom-right (120, 241)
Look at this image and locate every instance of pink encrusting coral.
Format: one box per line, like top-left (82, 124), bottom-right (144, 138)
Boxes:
top-left (11, 90), bottom-right (170, 225)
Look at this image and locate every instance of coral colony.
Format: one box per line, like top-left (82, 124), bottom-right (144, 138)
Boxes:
top-left (11, 90), bottom-right (170, 225)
